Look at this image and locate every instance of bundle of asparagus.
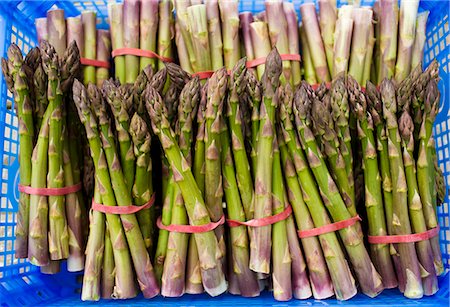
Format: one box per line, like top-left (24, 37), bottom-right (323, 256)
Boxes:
top-left (2, 41), bottom-right (86, 273)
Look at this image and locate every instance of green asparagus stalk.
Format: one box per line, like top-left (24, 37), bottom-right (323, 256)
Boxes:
top-left (103, 81), bottom-right (135, 194)
top-left (175, 22), bottom-right (194, 74)
top-left (278, 131), bottom-right (334, 299)
top-left (350, 78), bottom-right (397, 289)
top-left (372, 0), bottom-right (381, 82)
top-left (221, 119), bottom-right (260, 297)
top-left (2, 45), bottom-right (35, 259)
top-left (81, 184), bottom-right (105, 301)
top-left (73, 80), bottom-right (138, 299)
top-left (185, 234), bottom-right (204, 294)
top-left (108, 3), bottom-right (126, 84)
top-left (300, 3), bottom-right (330, 82)
top-left (130, 114), bottom-right (155, 254)
top-left (239, 12), bottom-right (255, 72)
top-left (81, 11), bottom-right (97, 85)
top-left (435, 159), bottom-right (445, 206)
top-left (66, 17), bottom-right (84, 57)
top-left (299, 24), bottom-right (317, 84)
top-left (395, 0), bottom-right (420, 83)
top-left (140, 0), bottom-right (159, 71)
top-left (283, 2), bottom-right (302, 87)
top-left (380, 79), bottom-right (423, 298)
top-left (123, 0), bottom-right (140, 83)
top-left (279, 105), bottom-right (356, 300)
top-left (158, 0), bottom-right (174, 70)
top-left (47, 9), bottom-right (66, 56)
top-left (417, 80), bottom-right (444, 276)
top-left (246, 71), bottom-right (262, 177)
top-left (205, 68), bottom-right (227, 266)
top-left (249, 49), bottom-right (282, 274)
top-left (318, 0), bottom-right (337, 74)
top-left (35, 17), bottom-right (48, 45)
top-left (96, 30), bottom-right (111, 88)
top-left (205, 0), bottom-right (224, 70)
top-left (271, 139), bottom-right (292, 301)
top-left (411, 11), bottom-right (429, 71)
top-left (145, 86), bottom-right (227, 296)
top-left (265, 0), bottom-right (291, 85)
top-left (362, 22), bottom-right (376, 86)
top-left (187, 4), bottom-right (212, 72)
top-left (194, 82), bottom-right (208, 199)
top-left (249, 21), bottom-right (272, 80)
top-left (33, 61), bottom-right (48, 147)
top-left (294, 83), bottom-right (383, 298)
top-left (219, 0), bottom-right (241, 69)
top-left (399, 107), bottom-right (438, 295)
top-left (43, 43), bottom-right (69, 261)
top-left (227, 59), bottom-right (254, 219)
top-left (348, 8), bottom-right (373, 84)
top-left (174, 0), bottom-right (197, 71)
top-left (100, 224), bottom-right (114, 299)
top-left (378, 0), bottom-right (399, 83)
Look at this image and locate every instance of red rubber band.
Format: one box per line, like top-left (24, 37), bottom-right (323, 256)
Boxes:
top-left (111, 48), bottom-right (173, 63)
top-left (298, 215), bottom-right (362, 238)
top-left (192, 70), bottom-right (215, 80)
top-left (80, 58), bottom-right (110, 69)
top-left (368, 226), bottom-right (440, 244)
top-left (18, 183), bottom-right (82, 196)
top-left (157, 215), bottom-right (225, 233)
top-left (227, 205), bottom-right (292, 228)
top-left (91, 193), bottom-right (156, 214)
top-left (246, 54), bottom-right (301, 69)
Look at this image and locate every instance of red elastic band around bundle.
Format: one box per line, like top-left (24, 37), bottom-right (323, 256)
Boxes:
top-left (368, 226), bottom-right (440, 244)
top-left (246, 54), bottom-right (301, 69)
top-left (227, 205), bottom-right (292, 228)
top-left (297, 215), bottom-right (362, 238)
top-left (156, 214), bottom-right (225, 233)
top-left (192, 70), bottom-right (215, 80)
top-left (91, 193), bottom-right (156, 214)
top-left (18, 183), bottom-right (82, 196)
top-left (111, 48), bottom-right (173, 63)
top-left (80, 58), bottom-right (110, 69)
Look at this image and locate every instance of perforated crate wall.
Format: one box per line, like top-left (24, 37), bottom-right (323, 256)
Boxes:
top-left (0, 1), bottom-right (448, 306)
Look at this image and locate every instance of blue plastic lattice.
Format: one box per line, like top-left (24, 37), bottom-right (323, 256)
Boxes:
top-left (0, 1), bottom-right (448, 306)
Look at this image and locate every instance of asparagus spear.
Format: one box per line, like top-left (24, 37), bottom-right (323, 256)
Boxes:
top-left (66, 17), bottom-right (84, 57)
top-left (130, 114), bottom-right (155, 254)
top-left (378, 0), bottom-right (399, 83)
top-left (239, 12), bottom-right (255, 73)
top-left (205, 68), bottom-right (227, 267)
top-left (300, 3), bottom-right (330, 82)
top-left (185, 235), bottom-right (204, 294)
top-left (299, 24), bottom-right (317, 84)
top-left (245, 71), bottom-right (262, 179)
top-left (227, 59), bottom-right (254, 219)
top-left (102, 223), bottom-right (115, 299)
top-left (398, 107), bottom-right (438, 295)
top-left (271, 139), bottom-right (292, 301)
top-left (175, 22), bottom-right (194, 74)
top-left (362, 22), bottom-right (376, 86)
top-left (249, 21), bottom-right (272, 80)
top-left (221, 118), bottom-right (260, 297)
top-left (123, 0), bottom-right (140, 83)
top-left (417, 80), bottom-right (444, 276)
top-left (318, 0), bottom-right (337, 74)
top-left (294, 83), bottom-right (383, 298)
top-left (411, 11), bottom-right (429, 71)
top-left (145, 86), bottom-right (227, 297)
top-left (108, 3), bottom-right (126, 84)
top-left (283, 2), bottom-right (302, 87)
top-left (350, 78), bottom-right (397, 289)
top-left (174, 0), bottom-right (197, 71)
top-left (96, 30), bottom-right (111, 88)
top-left (158, 0), bottom-right (174, 70)
top-left (73, 80), bottom-right (138, 299)
top-left (81, 11), bottom-right (97, 85)
top-left (42, 42), bottom-right (69, 261)
top-left (187, 4), bottom-right (212, 72)
top-left (81, 184), bottom-right (105, 301)
top-left (206, 0), bottom-right (224, 70)
top-left (2, 45), bottom-right (35, 259)
top-left (249, 49), bottom-right (282, 274)
top-left (140, 0), bottom-right (159, 71)
top-left (279, 88), bottom-right (356, 300)
top-left (278, 129), bottom-right (334, 299)
top-left (47, 9), bottom-right (66, 57)
top-left (35, 17), bottom-right (48, 45)
top-left (103, 81), bottom-right (135, 194)
top-left (380, 79), bottom-right (423, 298)
top-left (435, 160), bottom-right (446, 206)
top-left (219, 0), bottom-right (241, 68)
top-left (395, 0), bottom-right (420, 83)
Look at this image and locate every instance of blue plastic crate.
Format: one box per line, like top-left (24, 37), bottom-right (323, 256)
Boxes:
top-left (0, 1), bottom-right (448, 306)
